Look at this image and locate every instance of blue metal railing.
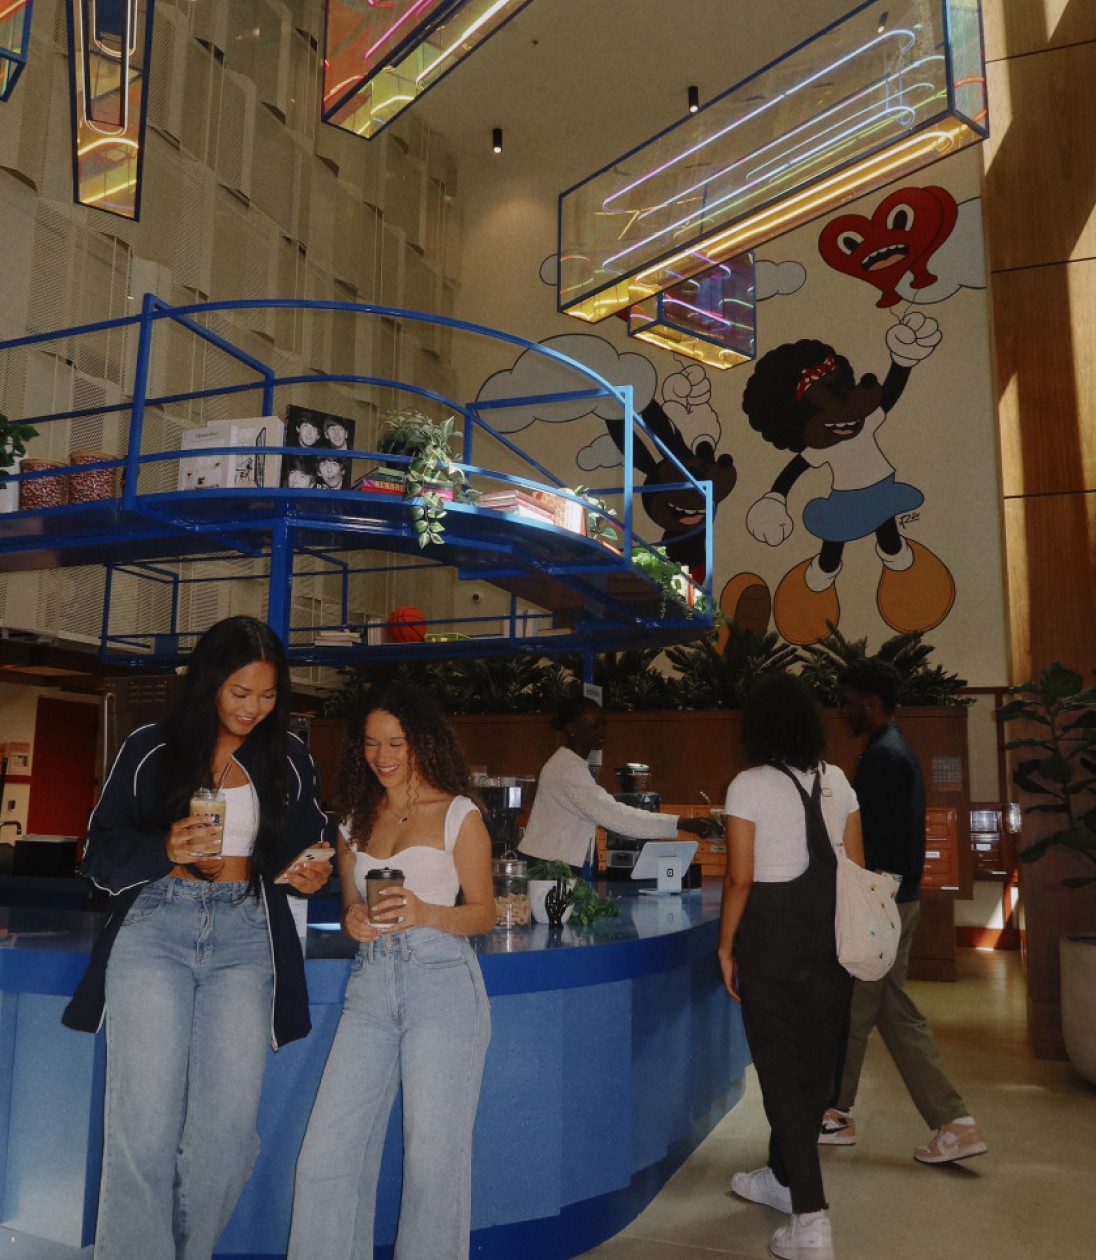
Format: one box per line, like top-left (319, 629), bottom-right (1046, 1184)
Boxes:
top-left (0, 296), bottom-right (714, 660)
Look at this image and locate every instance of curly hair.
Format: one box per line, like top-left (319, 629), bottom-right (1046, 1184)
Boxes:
top-left (338, 683), bottom-right (478, 849)
top-left (741, 339), bottom-right (855, 451)
top-left (740, 673), bottom-right (826, 771)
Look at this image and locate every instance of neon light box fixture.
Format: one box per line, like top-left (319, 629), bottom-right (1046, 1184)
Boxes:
top-left (0, 1), bottom-right (33, 102)
top-left (65, 0), bottom-right (155, 221)
top-left (559, 0), bottom-right (987, 322)
top-left (323, 0), bottom-right (533, 141)
top-left (628, 252), bottom-right (757, 371)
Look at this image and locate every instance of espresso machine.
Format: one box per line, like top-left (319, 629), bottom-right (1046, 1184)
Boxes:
top-left (604, 763), bottom-right (661, 878)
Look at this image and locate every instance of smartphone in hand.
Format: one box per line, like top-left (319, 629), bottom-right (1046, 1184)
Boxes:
top-left (274, 846), bottom-right (334, 885)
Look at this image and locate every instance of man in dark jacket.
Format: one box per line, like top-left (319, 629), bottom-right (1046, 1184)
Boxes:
top-left (819, 658), bottom-right (987, 1165)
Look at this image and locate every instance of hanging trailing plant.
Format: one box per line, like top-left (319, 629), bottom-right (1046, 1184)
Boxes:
top-left (378, 408), bottom-right (478, 548)
top-left (631, 542), bottom-right (704, 618)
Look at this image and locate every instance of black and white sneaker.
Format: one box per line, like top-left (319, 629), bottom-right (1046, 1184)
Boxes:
top-left (818, 1107), bottom-right (857, 1146)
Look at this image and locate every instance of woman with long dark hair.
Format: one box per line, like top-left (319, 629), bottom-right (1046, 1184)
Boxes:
top-left (63, 616), bottom-right (331, 1260)
top-left (288, 683), bottom-right (494, 1260)
top-left (717, 673), bottom-right (864, 1260)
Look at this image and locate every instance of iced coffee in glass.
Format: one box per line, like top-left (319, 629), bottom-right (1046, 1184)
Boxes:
top-left (189, 787), bottom-right (225, 857)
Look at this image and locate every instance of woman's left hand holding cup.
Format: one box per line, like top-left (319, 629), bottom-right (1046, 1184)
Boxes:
top-left (371, 886), bottom-right (418, 932)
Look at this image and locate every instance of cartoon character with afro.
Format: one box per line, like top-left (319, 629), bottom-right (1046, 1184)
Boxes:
top-left (742, 312), bottom-right (954, 645)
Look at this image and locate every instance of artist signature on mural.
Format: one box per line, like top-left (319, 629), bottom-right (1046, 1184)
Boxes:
top-left (898, 511), bottom-right (921, 528)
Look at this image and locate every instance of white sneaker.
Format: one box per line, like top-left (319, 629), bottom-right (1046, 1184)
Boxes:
top-left (770, 1211), bottom-right (834, 1260)
top-left (730, 1165), bottom-right (793, 1213)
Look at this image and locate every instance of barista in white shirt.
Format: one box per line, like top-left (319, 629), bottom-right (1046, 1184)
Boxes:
top-left (517, 697), bottom-right (714, 872)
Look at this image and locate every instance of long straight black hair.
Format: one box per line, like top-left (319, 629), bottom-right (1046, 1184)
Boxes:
top-left (159, 616), bottom-right (292, 886)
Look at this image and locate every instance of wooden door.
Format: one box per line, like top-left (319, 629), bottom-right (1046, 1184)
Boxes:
top-left (27, 698), bottom-right (100, 839)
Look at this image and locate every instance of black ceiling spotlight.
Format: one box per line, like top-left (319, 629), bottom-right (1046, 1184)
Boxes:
top-left (492, 127), bottom-right (503, 153)
top-left (688, 84), bottom-right (699, 114)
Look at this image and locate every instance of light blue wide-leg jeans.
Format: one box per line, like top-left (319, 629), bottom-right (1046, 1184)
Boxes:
top-left (94, 877), bottom-right (274, 1260)
top-left (288, 927), bottom-right (491, 1260)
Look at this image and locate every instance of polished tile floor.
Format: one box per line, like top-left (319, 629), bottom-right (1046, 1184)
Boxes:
top-left (577, 948), bottom-right (1096, 1260)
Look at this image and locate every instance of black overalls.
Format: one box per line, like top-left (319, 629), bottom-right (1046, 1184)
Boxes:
top-left (733, 765), bottom-right (852, 1214)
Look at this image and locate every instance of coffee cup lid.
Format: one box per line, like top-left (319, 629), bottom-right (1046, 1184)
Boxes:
top-left (366, 867), bottom-right (404, 879)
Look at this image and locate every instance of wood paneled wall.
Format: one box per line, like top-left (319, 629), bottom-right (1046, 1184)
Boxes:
top-left (982, 0), bottom-right (1096, 1056)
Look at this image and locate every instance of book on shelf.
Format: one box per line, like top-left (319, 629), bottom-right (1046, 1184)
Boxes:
top-left (479, 488), bottom-right (586, 533)
top-left (358, 466), bottom-right (454, 500)
top-left (177, 417), bottom-right (284, 491)
top-left (478, 490), bottom-right (555, 525)
top-left (314, 628), bottom-right (362, 646)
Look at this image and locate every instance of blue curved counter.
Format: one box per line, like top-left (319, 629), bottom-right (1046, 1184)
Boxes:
top-left (0, 884), bottom-right (748, 1259)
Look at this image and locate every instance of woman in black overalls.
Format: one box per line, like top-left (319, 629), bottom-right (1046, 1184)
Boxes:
top-left (717, 674), bottom-right (864, 1260)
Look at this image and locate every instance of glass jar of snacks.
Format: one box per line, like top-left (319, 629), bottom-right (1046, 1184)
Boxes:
top-left (492, 853), bottom-right (529, 928)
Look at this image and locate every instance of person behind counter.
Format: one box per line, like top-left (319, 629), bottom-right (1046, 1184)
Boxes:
top-left (718, 673), bottom-right (863, 1260)
top-left (62, 615), bottom-right (333, 1260)
top-left (517, 696), bottom-right (714, 874)
top-left (288, 682), bottom-right (494, 1260)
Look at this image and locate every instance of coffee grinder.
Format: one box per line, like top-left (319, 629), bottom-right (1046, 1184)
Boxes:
top-left (477, 776), bottom-right (534, 856)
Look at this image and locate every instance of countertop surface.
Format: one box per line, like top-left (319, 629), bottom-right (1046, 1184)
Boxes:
top-left (0, 880), bottom-right (725, 996)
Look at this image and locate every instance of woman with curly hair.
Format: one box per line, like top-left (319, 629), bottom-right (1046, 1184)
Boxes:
top-left (288, 683), bottom-right (494, 1260)
top-left (717, 673), bottom-right (864, 1260)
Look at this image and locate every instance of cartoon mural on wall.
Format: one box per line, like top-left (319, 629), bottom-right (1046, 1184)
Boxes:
top-left (725, 186), bottom-right (985, 645)
top-left (476, 184), bottom-right (985, 651)
top-left (475, 332), bottom-right (738, 579)
top-left (741, 312), bottom-right (954, 646)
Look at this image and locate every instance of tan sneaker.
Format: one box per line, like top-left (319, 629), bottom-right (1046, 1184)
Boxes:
top-left (818, 1107), bottom-right (856, 1146)
top-left (914, 1118), bottom-right (987, 1165)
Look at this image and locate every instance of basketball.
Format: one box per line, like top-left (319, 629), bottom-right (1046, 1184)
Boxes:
top-left (386, 606), bottom-right (427, 643)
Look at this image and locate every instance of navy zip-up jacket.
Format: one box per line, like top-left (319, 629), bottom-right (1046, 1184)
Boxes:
top-left (853, 720), bottom-right (926, 904)
top-left (62, 721), bottom-right (328, 1048)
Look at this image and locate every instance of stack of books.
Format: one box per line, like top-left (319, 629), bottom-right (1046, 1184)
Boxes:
top-left (357, 466), bottom-right (454, 500)
top-left (528, 489), bottom-right (586, 535)
top-left (479, 489), bottom-right (556, 525)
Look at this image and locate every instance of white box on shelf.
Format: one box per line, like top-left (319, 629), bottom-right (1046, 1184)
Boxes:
top-left (177, 417), bottom-right (285, 490)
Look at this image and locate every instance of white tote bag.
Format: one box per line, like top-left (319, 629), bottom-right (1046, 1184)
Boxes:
top-left (819, 766), bottom-right (901, 982)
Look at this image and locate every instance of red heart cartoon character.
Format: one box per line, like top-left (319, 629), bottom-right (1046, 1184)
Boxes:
top-left (818, 186), bottom-right (958, 308)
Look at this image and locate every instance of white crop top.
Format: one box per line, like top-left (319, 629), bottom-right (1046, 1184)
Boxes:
top-left (347, 795), bottom-right (479, 907)
top-left (219, 782), bottom-right (259, 858)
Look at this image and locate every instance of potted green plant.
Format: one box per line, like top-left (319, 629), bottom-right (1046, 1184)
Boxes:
top-left (377, 408), bottom-right (478, 547)
top-left (996, 662), bottom-right (1096, 1082)
top-left (524, 859), bottom-right (620, 926)
top-left (665, 620), bottom-right (802, 709)
top-left (0, 409), bottom-right (38, 510)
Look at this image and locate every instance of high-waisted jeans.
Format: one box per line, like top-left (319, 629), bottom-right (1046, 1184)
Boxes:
top-left (288, 927), bottom-right (491, 1260)
top-left (95, 877), bottom-right (274, 1260)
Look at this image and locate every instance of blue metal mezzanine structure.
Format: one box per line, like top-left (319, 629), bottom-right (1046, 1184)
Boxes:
top-left (0, 296), bottom-right (714, 671)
